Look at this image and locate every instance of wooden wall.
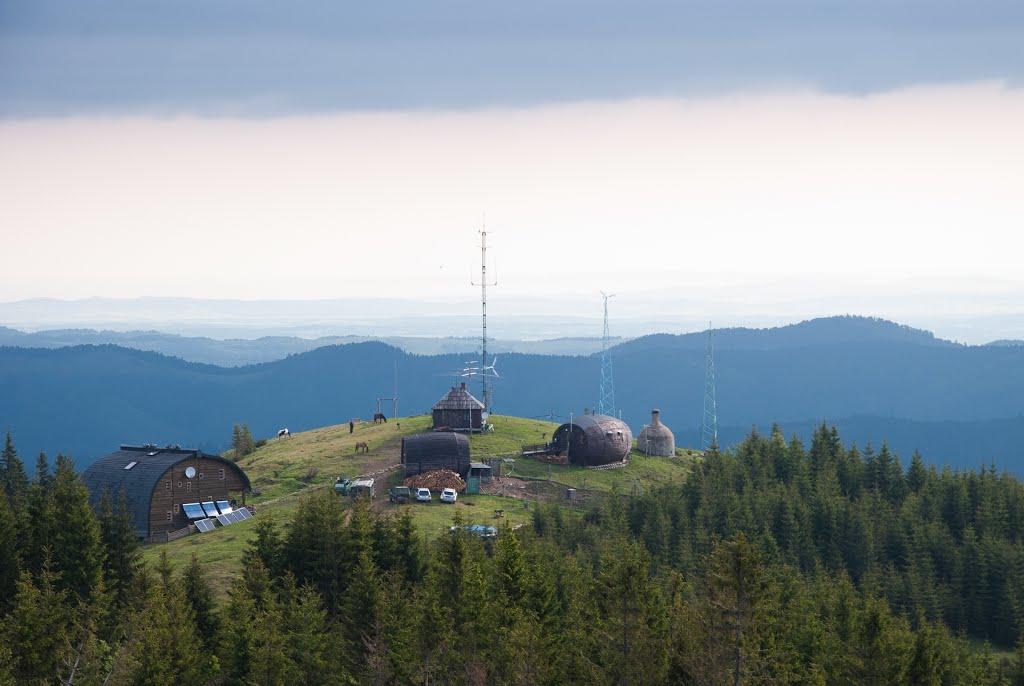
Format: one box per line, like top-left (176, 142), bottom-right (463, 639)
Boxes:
top-left (147, 457), bottom-right (248, 536)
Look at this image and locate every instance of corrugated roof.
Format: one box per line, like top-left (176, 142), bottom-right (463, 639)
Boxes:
top-left (432, 383), bottom-right (485, 410)
top-left (82, 446), bottom-right (251, 537)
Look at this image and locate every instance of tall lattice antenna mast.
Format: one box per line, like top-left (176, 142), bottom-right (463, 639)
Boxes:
top-left (599, 292), bottom-right (616, 416)
top-left (471, 220), bottom-right (497, 414)
top-left (701, 322), bottom-right (718, 450)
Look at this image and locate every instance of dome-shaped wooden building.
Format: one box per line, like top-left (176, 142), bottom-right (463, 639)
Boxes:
top-left (83, 444), bottom-right (251, 541)
top-left (551, 414), bottom-right (633, 467)
top-left (636, 409), bottom-right (676, 457)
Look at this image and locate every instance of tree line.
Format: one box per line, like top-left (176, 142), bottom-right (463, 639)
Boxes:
top-left (4, 427), bottom-right (1024, 684)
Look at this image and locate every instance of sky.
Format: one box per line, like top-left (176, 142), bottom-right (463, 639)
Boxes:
top-left (2, 2), bottom-right (1024, 341)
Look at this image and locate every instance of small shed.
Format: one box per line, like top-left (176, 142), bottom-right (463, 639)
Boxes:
top-left (401, 431), bottom-right (472, 477)
top-left (466, 462), bottom-right (493, 494)
top-left (432, 382), bottom-right (485, 432)
top-left (82, 444), bottom-right (251, 540)
top-left (551, 414), bottom-right (633, 467)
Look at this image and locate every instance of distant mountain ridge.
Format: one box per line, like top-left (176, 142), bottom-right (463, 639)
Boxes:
top-left (4, 315), bottom-right (1024, 473)
top-left (0, 326), bottom-right (619, 365)
top-left (612, 316), bottom-right (954, 353)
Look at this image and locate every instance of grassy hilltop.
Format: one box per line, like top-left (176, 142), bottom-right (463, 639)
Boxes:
top-left (144, 414), bottom-right (694, 596)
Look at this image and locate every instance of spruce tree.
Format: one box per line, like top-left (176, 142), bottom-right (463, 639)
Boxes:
top-left (0, 494), bottom-right (19, 611)
top-left (0, 432), bottom-right (28, 506)
top-left (51, 454), bottom-right (104, 601)
top-left (182, 553), bottom-right (218, 650)
top-left (3, 562), bottom-right (73, 685)
top-left (23, 460), bottom-right (56, 575)
top-left (99, 488), bottom-right (140, 611)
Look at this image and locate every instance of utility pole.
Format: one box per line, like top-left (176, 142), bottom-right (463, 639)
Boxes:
top-left (701, 323), bottom-right (718, 451)
top-left (599, 292), bottom-right (616, 416)
top-left (471, 221), bottom-right (497, 414)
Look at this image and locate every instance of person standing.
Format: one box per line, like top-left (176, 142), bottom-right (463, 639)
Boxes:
top-left (349, 420), bottom-right (354, 434)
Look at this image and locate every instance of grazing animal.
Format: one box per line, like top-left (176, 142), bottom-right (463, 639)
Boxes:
top-left (354, 441), bottom-right (369, 454)
top-left (277, 428), bottom-right (291, 438)
top-left (373, 413), bottom-right (387, 424)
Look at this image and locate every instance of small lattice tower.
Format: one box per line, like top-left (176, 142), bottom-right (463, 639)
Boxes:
top-left (701, 324), bottom-right (718, 451)
top-left (599, 292), bottom-right (616, 416)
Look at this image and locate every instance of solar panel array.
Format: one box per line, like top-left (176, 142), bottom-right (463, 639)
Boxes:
top-left (182, 502), bottom-right (205, 519)
top-left (237, 507), bottom-right (252, 520)
top-left (216, 500), bottom-right (232, 514)
top-left (216, 514), bottom-right (231, 526)
top-left (201, 502), bottom-right (219, 517)
top-left (194, 518), bottom-right (216, 533)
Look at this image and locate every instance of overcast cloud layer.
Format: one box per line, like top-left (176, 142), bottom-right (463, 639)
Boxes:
top-left (2, 1), bottom-right (1023, 115)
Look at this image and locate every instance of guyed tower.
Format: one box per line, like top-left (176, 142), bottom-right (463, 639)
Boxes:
top-left (472, 222), bottom-right (497, 414)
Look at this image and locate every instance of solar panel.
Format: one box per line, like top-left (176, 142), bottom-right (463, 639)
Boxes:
top-left (201, 502), bottom-right (219, 517)
top-left (195, 518), bottom-right (216, 533)
top-left (216, 500), bottom-right (232, 514)
top-left (227, 511), bottom-right (243, 523)
top-left (236, 507), bottom-right (252, 520)
top-left (216, 514), bottom-right (232, 526)
top-left (182, 502), bottom-right (205, 519)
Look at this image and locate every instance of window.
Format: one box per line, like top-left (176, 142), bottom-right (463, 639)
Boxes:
top-left (165, 480), bottom-right (171, 491)
top-left (166, 511), bottom-right (172, 521)
top-left (186, 482), bottom-right (192, 493)
top-left (219, 468), bottom-right (225, 480)
top-left (198, 472), bottom-right (204, 480)
top-left (177, 481), bottom-right (182, 488)
top-left (123, 461), bottom-right (137, 470)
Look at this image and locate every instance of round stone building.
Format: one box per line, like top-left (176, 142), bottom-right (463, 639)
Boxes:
top-left (636, 409), bottom-right (676, 457)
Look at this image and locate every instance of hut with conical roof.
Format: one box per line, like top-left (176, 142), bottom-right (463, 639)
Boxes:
top-left (432, 382), bottom-right (485, 432)
top-left (636, 409), bottom-right (676, 456)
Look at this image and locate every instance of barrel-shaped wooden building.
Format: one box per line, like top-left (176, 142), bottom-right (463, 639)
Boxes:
top-left (401, 432), bottom-right (471, 477)
top-left (551, 414), bottom-right (633, 466)
top-left (83, 445), bottom-right (251, 540)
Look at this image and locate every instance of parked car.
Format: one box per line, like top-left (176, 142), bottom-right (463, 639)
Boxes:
top-left (388, 486), bottom-right (411, 503)
top-left (415, 488), bottom-right (432, 502)
top-left (449, 524), bottom-right (498, 539)
top-left (440, 488), bottom-right (457, 503)
top-left (348, 478), bottom-right (375, 499)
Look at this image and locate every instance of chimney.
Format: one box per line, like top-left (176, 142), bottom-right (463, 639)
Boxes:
top-left (651, 409), bottom-right (661, 426)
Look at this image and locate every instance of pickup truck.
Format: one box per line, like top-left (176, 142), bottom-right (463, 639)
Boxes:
top-left (388, 486), bottom-right (411, 503)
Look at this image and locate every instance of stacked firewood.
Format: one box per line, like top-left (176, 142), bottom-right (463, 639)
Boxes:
top-left (404, 469), bottom-right (467, 492)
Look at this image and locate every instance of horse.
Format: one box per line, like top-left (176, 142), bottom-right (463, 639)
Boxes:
top-left (373, 413), bottom-right (388, 424)
top-left (277, 428), bottom-right (291, 438)
top-left (354, 441), bottom-right (369, 454)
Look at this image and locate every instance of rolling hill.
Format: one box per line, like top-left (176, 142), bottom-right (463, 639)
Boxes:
top-left (3, 315), bottom-right (1024, 472)
top-left (144, 414), bottom-right (695, 595)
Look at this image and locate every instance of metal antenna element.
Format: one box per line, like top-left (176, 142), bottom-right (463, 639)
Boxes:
top-left (470, 219), bottom-right (497, 414)
top-left (598, 292), bottom-right (616, 416)
top-left (701, 322), bottom-right (718, 451)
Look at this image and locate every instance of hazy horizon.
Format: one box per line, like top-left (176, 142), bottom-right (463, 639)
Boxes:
top-left (3, 2), bottom-right (1023, 344)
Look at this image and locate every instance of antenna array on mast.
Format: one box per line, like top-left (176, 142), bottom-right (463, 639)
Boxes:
top-left (598, 292), bottom-right (616, 416)
top-left (701, 323), bottom-right (718, 451)
top-left (471, 220), bottom-right (497, 414)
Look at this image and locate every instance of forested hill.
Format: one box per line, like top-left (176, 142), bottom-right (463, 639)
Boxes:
top-left (612, 315), bottom-right (953, 352)
top-left (3, 315), bottom-right (1024, 470)
top-left (3, 423), bottom-right (1024, 683)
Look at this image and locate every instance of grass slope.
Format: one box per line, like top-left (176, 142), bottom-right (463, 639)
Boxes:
top-left (144, 414), bottom-right (694, 596)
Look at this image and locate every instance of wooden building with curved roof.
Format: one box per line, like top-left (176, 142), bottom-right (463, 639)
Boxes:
top-left (83, 444), bottom-right (251, 539)
top-left (551, 414), bottom-right (633, 466)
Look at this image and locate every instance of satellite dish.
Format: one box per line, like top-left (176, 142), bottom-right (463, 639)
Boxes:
top-left (185, 466), bottom-right (197, 479)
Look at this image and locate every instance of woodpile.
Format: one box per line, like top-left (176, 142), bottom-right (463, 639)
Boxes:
top-left (404, 469), bottom-right (466, 492)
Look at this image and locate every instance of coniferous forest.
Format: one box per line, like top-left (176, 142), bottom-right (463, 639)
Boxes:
top-left (6, 426), bottom-right (1024, 684)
